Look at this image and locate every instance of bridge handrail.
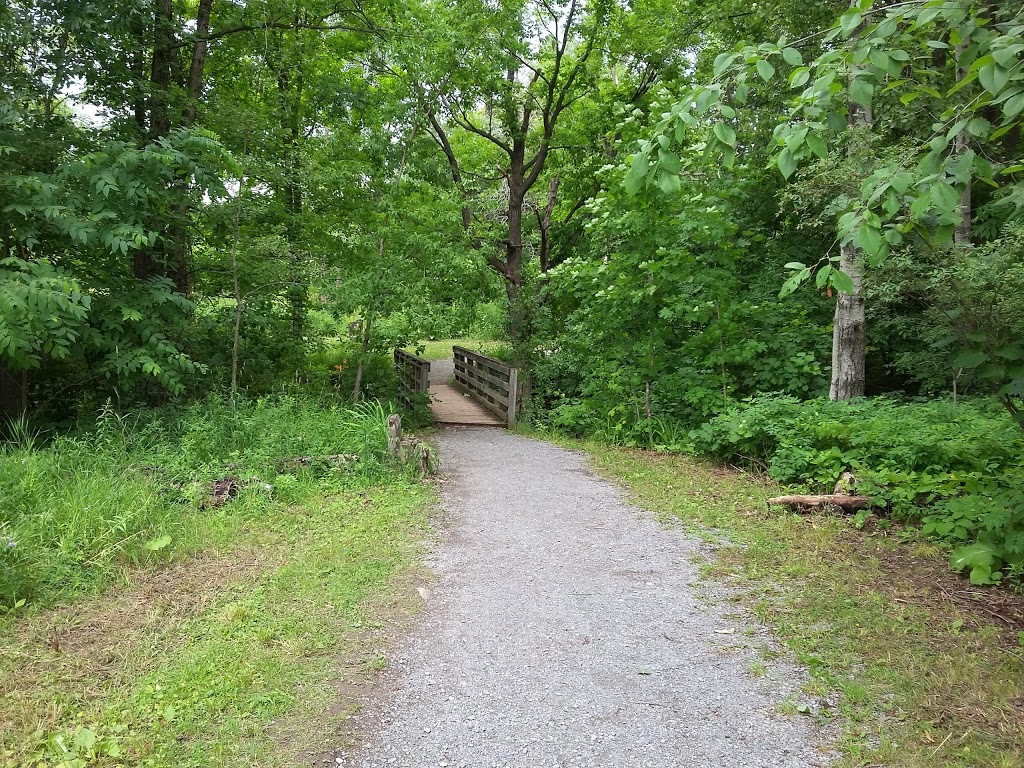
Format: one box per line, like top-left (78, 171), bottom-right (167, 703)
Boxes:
top-left (452, 346), bottom-right (518, 426)
top-left (394, 349), bottom-right (430, 394)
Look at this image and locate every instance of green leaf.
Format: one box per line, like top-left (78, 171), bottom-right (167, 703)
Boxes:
top-left (831, 270), bottom-right (855, 294)
top-left (978, 64), bottom-right (1010, 96)
top-left (789, 68), bottom-right (810, 88)
top-left (951, 542), bottom-right (996, 573)
top-left (713, 123), bottom-right (737, 147)
top-left (840, 10), bottom-right (862, 37)
top-left (849, 77), bottom-right (874, 107)
top-left (713, 53), bottom-right (737, 77)
top-left (657, 171), bottom-right (680, 195)
top-left (806, 133), bottom-right (828, 159)
top-left (855, 224), bottom-right (886, 260)
top-left (658, 148), bottom-right (681, 175)
top-left (779, 267), bottom-right (811, 297)
top-left (756, 59), bottom-right (776, 82)
top-left (930, 182), bottom-right (960, 214)
top-left (777, 148), bottom-right (798, 180)
top-left (145, 534), bottom-right (173, 551)
top-left (1003, 91), bottom-right (1024, 120)
top-left (815, 264), bottom-right (833, 288)
top-left (782, 47), bottom-right (802, 66)
top-left (950, 350), bottom-right (988, 369)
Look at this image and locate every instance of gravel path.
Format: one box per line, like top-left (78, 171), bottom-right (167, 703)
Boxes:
top-left (337, 428), bottom-right (830, 768)
top-left (428, 357), bottom-right (453, 385)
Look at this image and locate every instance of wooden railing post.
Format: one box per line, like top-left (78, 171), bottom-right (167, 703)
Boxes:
top-left (507, 367), bottom-right (518, 427)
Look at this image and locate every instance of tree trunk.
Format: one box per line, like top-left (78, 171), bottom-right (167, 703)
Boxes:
top-left (352, 314), bottom-right (373, 403)
top-left (149, 0), bottom-right (175, 140)
top-left (0, 362), bottom-right (27, 428)
top-left (830, 4), bottom-right (871, 402)
top-left (184, 0), bottom-right (214, 125)
top-left (829, 241), bottom-right (866, 400)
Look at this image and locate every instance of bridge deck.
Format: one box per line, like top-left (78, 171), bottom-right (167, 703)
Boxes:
top-left (429, 383), bottom-right (505, 426)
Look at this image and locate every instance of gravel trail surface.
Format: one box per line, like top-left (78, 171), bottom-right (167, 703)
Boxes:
top-left (428, 357), bottom-right (453, 385)
top-left (337, 427), bottom-right (830, 768)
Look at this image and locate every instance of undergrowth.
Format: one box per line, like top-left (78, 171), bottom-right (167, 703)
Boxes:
top-left (690, 395), bottom-right (1024, 586)
top-left (1, 393), bottom-right (434, 766)
top-left (0, 395), bottom-right (404, 609)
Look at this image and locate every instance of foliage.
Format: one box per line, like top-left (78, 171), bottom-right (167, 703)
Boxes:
top-left (691, 395), bottom-right (1024, 583)
top-left (628, 0), bottom-right (1024, 274)
top-left (870, 225), bottom-right (1024, 418)
top-left (0, 395), bottom-right (403, 609)
top-left (0, 257), bottom-right (90, 367)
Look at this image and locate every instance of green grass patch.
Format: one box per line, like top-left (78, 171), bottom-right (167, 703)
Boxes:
top-left (1, 393), bottom-right (437, 766)
top-left (580, 442), bottom-right (1024, 768)
top-left (404, 338), bottom-right (507, 362)
top-left (2, 477), bottom-right (434, 768)
top-left (0, 396), bottom-right (400, 609)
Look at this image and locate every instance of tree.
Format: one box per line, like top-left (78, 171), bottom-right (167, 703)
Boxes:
top-left (626, 0), bottom-right (1024, 400)
top-left (396, 0), bottom-right (610, 357)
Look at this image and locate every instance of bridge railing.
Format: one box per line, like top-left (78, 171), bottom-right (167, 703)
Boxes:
top-left (453, 346), bottom-right (518, 426)
top-left (394, 349), bottom-right (430, 395)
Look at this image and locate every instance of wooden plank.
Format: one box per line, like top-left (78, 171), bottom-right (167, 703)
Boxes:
top-left (429, 383), bottom-right (504, 426)
top-left (507, 367), bottom-right (518, 427)
top-left (395, 349), bottom-right (431, 394)
top-left (453, 346), bottom-right (512, 374)
top-left (454, 363), bottom-right (510, 390)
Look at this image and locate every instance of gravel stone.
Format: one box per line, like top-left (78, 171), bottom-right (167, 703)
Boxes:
top-left (336, 427), bottom-right (831, 767)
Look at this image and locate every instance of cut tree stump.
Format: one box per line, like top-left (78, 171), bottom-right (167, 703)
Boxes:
top-left (387, 414), bottom-right (404, 462)
top-left (766, 494), bottom-right (872, 513)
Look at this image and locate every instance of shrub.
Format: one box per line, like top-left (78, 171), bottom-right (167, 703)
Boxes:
top-left (691, 395), bottom-right (1024, 584)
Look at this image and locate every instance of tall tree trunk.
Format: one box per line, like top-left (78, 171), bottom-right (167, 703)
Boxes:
top-left (829, 241), bottom-right (866, 400)
top-left (829, 8), bottom-right (871, 402)
top-left (184, 0), bottom-right (214, 125)
top-left (139, 0), bottom-right (195, 290)
top-left (149, 0), bottom-right (174, 140)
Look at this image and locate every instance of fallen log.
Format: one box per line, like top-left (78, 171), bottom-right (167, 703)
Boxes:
top-left (766, 494), bottom-right (872, 513)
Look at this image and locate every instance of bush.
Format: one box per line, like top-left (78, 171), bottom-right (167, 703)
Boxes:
top-left (0, 395), bottom-right (399, 609)
top-left (691, 395), bottom-right (1024, 584)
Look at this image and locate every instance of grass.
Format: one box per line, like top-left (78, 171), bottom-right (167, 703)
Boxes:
top-left (0, 396), bottom-right (399, 609)
top-left (403, 338), bottom-right (506, 362)
top-left (579, 442), bottom-right (1024, 768)
top-left (0, 395), bottom-right (436, 767)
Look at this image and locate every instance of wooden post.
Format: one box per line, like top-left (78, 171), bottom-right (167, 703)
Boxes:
top-left (507, 367), bottom-right (518, 427)
top-left (387, 414), bottom-right (404, 462)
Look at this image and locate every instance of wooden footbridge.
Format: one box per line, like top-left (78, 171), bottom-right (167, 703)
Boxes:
top-left (395, 346), bottom-right (518, 427)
